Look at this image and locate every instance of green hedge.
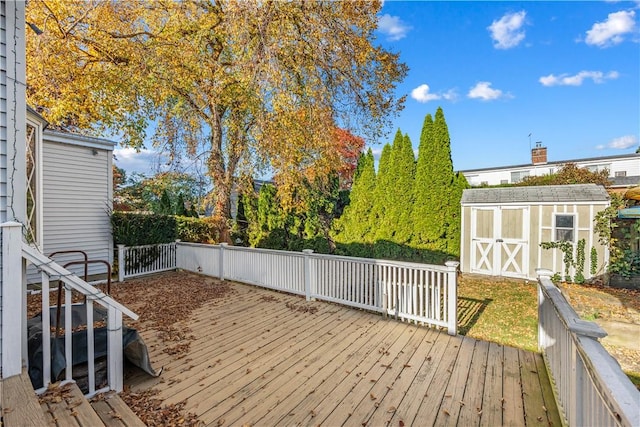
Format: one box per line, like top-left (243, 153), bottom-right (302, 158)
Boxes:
top-left (176, 216), bottom-right (219, 243)
top-left (112, 212), bottom-right (220, 246)
top-left (111, 212), bottom-right (177, 246)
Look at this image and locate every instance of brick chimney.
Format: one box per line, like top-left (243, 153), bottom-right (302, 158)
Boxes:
top-left (531, 142), bottom-right (547, 165)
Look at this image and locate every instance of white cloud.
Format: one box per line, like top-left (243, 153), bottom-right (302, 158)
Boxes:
top-left (378, 14), bottom-right (411, 41)
top-left (585, 10), bottom-right (636, 47)
top-left (411, 84), bottom-right (458, 103)
top-left (596, 135), bottom-right (639, 150)
top-left (114, 147), bottom-right (167, 176)
top-left (539, 70), bottom-right (619, 86)
top-left (488, 11), bottom-right (527, 49)
top-left (467, 82), bottom-right (508, 101)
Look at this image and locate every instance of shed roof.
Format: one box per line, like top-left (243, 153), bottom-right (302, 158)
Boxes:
top-left (461, 184), bottom-right (610, 205)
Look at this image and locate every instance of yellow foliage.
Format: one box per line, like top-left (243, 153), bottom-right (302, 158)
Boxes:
top-left (27, 0), bottom-right (406, 218)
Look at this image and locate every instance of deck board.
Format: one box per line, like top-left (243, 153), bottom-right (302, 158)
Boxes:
top-left (127, 279), bottom-right (560, 426)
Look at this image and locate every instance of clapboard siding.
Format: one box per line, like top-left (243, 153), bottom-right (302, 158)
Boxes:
top-left (0, 0), bottom-right (7, 372)
top-left (1, 0), bottom-right (27, 377)
top-left (27, 136), bottom-right (114, 282)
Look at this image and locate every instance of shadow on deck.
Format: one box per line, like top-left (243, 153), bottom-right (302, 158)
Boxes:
top-left (125, 277), bottom-right (560, 426)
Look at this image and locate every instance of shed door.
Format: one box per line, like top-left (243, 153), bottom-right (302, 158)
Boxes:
top-left (471, 207), bottom-right (529, 278)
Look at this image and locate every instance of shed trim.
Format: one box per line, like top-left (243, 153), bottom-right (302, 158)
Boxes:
top-left (461, 201), bottom-right (610, 207)
top-left (44, 130), bottom-right (115, 151)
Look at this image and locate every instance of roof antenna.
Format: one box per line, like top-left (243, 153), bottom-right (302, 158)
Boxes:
top-left (528, 133), bottom-right (532, 151)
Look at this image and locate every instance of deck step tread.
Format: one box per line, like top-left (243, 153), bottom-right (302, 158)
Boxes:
top-left (1, 371), bottom-right (49, 426)
top-left (91, 392), bottom-right (146, 427)
top-left (1, 372), bottom-right (144, 427)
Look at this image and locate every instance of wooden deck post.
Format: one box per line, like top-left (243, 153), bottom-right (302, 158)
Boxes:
top-left (1, 222), bottom-right (26, 378)
top-left (445, 261), bottom-right (459, 336)
top-left (303, 249), bottom-right (314, 301)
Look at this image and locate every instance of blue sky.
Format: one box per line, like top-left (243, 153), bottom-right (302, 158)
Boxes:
top-left (374, 0), bottom-right (640, 170)
top-left (115, 1), bottom-right (640, 175)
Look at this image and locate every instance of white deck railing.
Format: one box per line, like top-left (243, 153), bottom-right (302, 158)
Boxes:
top-left (1, 222), bottom-right (137, 396)
top-left (175, 243), bottom-right (459, 334)
top-left (117, 242), bottom-right (177, 282)
top-left (537, 270), bottom-right (639, 427)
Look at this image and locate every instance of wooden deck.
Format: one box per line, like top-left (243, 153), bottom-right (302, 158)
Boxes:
top-left (126, 280), bottom-right (561, 426)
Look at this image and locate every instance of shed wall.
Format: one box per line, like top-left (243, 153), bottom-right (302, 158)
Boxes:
top-left (27, 139), bottom-right (113, 282)
top-left (462, 201), bottom-right (609, 280)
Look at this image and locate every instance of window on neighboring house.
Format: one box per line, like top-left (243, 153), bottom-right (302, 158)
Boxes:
top-left (615, 171), bottom-right (627, 177)
top-left (510, 170), bottom-right (530, 183)
top-left (500, 179), bottom-right (508, 185)
top-left (554, 214), bottom-right (575, 242)
top-left (26, 118), bottom-right (43, 248)
top-left (586, 163), bottom-right (611, 173)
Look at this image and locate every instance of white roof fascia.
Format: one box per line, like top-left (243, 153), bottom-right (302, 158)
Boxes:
top-left (43, 129), bottom-right (116, 152)
top-left (461, 200), bottom-right (611, 207)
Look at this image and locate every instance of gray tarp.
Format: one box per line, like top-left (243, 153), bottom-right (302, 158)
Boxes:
top-left (28, 303), bottom-right (160, 392)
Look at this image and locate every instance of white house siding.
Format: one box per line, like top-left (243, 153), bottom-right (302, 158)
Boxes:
top-left (27, 132), bottom-right (114, 282)
top-left (0, 0), bottom-right (26, 377)
top-left (462, 153), bottom-right (640, 187)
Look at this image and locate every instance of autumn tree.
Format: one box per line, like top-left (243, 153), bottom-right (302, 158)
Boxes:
top-left (332, 128), bottom-right (366, 189)
top-left (115, 171), bottom-right (204, 215)
top-left (519, 163), bottom-right (611, 187)
top-left (26, 0), bottom-right (407, 223)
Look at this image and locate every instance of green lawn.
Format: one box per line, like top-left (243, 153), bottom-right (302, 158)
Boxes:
top-left (457, 274), bottom-right (539, 352)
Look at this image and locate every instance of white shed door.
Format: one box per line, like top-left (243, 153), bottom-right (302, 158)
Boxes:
top-left (470, 207), bottom-right (529, 278)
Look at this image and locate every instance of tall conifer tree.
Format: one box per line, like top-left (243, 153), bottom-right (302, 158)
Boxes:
top-left (333, 149), bottom-right (376, 243)
top-left (412, 114), bottom-right (434, 246)
top-left (386, 133), bottom-right (416, 244)
top-left (447, 172), bottom-right (469, 256)
top-left (411, 107), bottom-right (456, 252)
top-left (373, 133), bottom-right (400, 242)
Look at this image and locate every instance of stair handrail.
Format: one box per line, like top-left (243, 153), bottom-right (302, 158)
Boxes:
top-left (23, 243), bottom-right (137, 320)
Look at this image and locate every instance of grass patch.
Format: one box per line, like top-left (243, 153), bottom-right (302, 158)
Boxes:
top-left (458, 274), bottom-right (538, 352)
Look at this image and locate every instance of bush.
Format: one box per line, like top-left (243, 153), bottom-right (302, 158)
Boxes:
top-left (112, 212), bottom-right (225, 246)
top-left (111, 212), bottom-right (177, 246)
top-left (176, 216), bottom-right (221, 244)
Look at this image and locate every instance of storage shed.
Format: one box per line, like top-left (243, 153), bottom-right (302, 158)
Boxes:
top-left (460, 184), bottom-right (610, 280)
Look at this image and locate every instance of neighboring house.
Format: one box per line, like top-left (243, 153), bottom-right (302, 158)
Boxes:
top-left (461, 144), bottom-right (640, 188)
top-left (26, 108), bottom-right (115, 283)
top-left (460, 184), bottom-right (610, 280)
top-left (1, 0), bottom-right (27, 377)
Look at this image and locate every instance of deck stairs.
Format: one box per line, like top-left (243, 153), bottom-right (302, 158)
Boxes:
top-left (0, 370), bottom-right (144, 426)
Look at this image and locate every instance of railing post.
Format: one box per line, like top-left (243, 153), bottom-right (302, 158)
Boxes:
top-left (117, 244), bottom-right (125, 282)
top-left (303, 249), bottom-right (314, 301)
top-left (445, 261), bottom-right (459, 336)
top-left (1, 222), bottom-right (25, 377)
top-left (219, 243), bottom-right (228, 281)
top-left (107, 306), bottom-right (124, 392)
top-left (536, 268), bottom-right (554, 352)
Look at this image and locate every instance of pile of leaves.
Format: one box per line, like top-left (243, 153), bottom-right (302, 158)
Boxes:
top-left (118, 387), bottom-right (201, 427)
top-left (29, 271), bottom-right (236, 425)
top-left (285, 301), bottom-right (319, 314)
top-left (109, 271), bottom-right (235, 344)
